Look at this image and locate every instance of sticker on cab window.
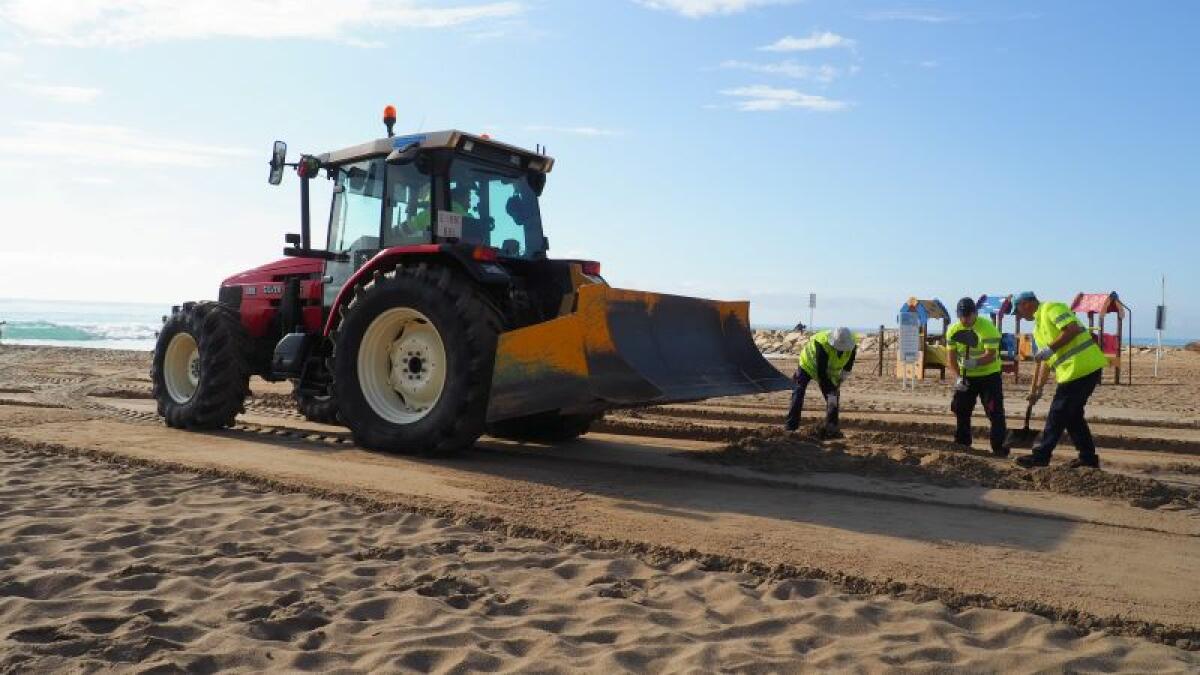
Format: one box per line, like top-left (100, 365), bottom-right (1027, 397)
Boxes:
top-left (437, 212), bottom-right (463, 240)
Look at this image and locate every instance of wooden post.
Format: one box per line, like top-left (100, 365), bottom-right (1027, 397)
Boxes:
top-left (877, 324), bottom-right (884, 376)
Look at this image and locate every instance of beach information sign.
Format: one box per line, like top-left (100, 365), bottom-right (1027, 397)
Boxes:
top-left (898, 312), bottom-right (920, 389)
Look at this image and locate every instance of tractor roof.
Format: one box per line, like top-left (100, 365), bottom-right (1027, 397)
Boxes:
top-left (318, 130), bottom-right (554, 173)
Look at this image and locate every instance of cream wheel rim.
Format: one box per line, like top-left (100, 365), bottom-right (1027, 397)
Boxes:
top-left (357, 307), bottom-right (447, 424)
top-left (163, 332), bottom-right (200, 404)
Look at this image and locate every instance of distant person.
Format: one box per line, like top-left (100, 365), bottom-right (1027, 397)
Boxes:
top-left (784, 327), bottom-right (857, 436)
top-left (946, 297), bottom-right (1008, 456)
top-left (1012, 291), bottom-right (1109, 469)
top-left (793, 321), bottom-right (806, 333)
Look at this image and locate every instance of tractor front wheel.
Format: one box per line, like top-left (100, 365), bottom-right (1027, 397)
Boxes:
top-left (331, 263), bottom-right (500, 455)
top-left (151, 302), bottom-right (250, 429)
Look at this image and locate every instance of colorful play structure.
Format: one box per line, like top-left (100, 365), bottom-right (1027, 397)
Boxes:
top-left (976, 293), bottom-right (1023, 381)
top-left (896, 298), bottom-right (950, 380)
top-left (1069, 292), bottom-right (1130, 384)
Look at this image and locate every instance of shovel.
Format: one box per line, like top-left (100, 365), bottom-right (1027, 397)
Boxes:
top-left (1006, 362), bottom-right (1046, 447)
top-left (949, 329), bottom-right (978, 388)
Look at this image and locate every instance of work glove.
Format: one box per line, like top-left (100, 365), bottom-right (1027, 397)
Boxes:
top-left (954, 377), bottom-right (969, 393)
top-left (1034, 347), bottom-right (1054, 362)
top-left (963, 358), bottom-right (980, 369)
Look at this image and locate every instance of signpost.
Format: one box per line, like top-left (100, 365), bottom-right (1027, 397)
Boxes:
top-left (1155, 275), bottom-right (1166, 377)
top-left (808, 293), bottom-right (816, 332)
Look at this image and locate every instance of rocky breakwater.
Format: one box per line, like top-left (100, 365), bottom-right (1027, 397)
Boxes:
top-left (753, 329), bottom-right (897, 356)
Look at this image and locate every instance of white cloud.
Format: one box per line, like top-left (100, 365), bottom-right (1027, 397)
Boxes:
top-left (720, 85), bottom-right (849, 112)
top-left (720, 59), bottom-right (843, 83)
top-left (860, 9), bottom-right (960, 23)
top-left (919, 59), bottom-right (939, 68)
top-left (633, 0), bottom-right (790, 18)
top-left (0, 51), bottom-right (21, 66)
top-left (525, 125), bottom-right (621, 137)
top-left (759, 31), bottom-right (855, 52)
top-left (0, 0), bottom-right (525, 47)
top-left (12, 82), bottom-right (102, 103)
top-left (0, 121), bottom-right (252, 168)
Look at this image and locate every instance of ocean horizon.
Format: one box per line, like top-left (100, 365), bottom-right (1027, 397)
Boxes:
top-left (1, 298), bottom-right (1194, 352)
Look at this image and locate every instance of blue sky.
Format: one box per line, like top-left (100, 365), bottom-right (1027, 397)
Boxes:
top-left (0, 0), bottom-right (1196, 337)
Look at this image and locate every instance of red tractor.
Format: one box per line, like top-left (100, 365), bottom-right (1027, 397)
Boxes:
top-left (152, 108), bottom-right (788, 454)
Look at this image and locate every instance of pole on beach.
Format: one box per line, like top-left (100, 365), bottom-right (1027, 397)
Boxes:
top-left (1154, 275), bottom-right (1165, 378)
top-left (877, 324), bottom-right (884, 376)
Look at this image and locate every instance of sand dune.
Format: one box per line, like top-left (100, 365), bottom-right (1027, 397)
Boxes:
top-left (1, 445), bottom-right (1196, 673)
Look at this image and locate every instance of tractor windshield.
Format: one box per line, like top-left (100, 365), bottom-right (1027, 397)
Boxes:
top-left (447, 158), bottom-right (546, 259)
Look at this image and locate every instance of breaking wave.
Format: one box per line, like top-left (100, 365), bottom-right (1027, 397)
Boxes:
top-left (0, 320), bottom-right (158, 342)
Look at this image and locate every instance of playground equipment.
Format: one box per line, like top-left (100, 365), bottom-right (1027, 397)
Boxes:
top-left (1070, 292), bottom-right (1131, 384)
top-left (896, 297), bottom-right (950, 381)
top-left (976, 293), bottom-right (1022, 381)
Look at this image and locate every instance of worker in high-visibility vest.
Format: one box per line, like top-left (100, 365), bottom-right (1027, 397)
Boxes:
top-left (784, 327), bottom-right (857, 436)
top-left (946, 297), bottom-right (1009, 456)
top-left (1012, 291), bottom-right (1110, 469)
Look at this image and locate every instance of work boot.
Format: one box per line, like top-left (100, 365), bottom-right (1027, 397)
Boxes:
top-left (816, 424), bottom-right (844, 440)
top-left (1015, 454), bottom-right (1050, 469)
top-left (1068, 457), bottom-right (1100, 470)
top-left (991, 446), bottom-right (1011, 459)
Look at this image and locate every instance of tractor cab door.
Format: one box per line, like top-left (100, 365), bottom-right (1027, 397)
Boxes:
top-left (323, 159), bottom-right (386, 307)
top-left (323, 158), bottom-right (435, 307)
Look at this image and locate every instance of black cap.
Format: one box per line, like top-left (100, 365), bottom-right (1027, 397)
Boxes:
top-left (956, 297), bottom-right (977, 317)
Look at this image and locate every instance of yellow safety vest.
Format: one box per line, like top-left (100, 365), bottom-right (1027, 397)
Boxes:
top-left (947, 316), bottom-right (1003, 377)
top-left (798, 330), bottom-right (855, 386)
top-left (1033, 301), bottom-right (1108, 384)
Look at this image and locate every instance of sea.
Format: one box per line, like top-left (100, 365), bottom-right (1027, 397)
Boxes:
top-left (0, 298), bottom-right (169, 352)
top-left (0, 300), bottom-right (1193, 352)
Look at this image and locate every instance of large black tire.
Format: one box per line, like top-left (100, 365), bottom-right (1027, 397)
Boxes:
top-left (331, 263), bottom-right (501, 455)
top-left (293, 388), bottom-right (341, 425)
top-left (151, 301), bottom-right (250, 429)
top-left (487, 411), bottom-right (600, 442)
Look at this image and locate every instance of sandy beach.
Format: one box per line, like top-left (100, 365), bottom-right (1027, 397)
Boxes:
top-left (2, 343), bottom-right (1199, 672)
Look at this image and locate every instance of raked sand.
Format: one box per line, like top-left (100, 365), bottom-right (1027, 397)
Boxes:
top-left (1, 444), bottom-right (1195, 673)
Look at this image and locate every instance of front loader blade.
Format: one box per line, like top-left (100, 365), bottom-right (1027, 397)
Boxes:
top-left (486, 284), bottom-right (790, 423)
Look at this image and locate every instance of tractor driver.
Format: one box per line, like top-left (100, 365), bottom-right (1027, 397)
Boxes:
top-left (397, 182), bottom-right (471, 240)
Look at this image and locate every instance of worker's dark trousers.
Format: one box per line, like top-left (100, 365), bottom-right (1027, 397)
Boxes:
top-left (784, 369), bottom-right (837, 431)
top-left (1032, 369), bottom-right (1102, 462)
top-left (951, 372), bottom-right (1008, 453)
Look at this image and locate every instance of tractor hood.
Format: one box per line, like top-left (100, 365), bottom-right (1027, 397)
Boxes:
top-left (222, 257), bottom-right (323, 286)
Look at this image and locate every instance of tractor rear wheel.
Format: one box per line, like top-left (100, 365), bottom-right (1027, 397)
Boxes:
top-left (488, 411), bottom-right (600, 442)
top-left (151, 302), bottom-right (250, 429)
top-left (331, 263), bottom-right (500, 455)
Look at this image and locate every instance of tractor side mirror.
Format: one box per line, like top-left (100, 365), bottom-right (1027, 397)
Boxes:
top-left (268, 140), bottom-right (287, 185)
top-left (387, 142), bottom-right (420, 165)
top-left (285, 233), bottom-right (301, 247)
top-left (951, 329), bottom-right (979, 349)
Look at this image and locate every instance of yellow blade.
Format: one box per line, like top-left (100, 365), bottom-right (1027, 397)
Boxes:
top-left (486, 284), bottom-right (789, 423)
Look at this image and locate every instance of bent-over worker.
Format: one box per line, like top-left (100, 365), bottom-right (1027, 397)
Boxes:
top-left (1012, 291), bottom-right (1109, 469)
top-left (946, 297), bottom-right (1009, 456)
top-left (784, 327), bottom-right (857, 435)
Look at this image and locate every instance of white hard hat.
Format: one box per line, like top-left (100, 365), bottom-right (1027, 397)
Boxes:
top-left (831, 327), bottom-right (855, 351)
